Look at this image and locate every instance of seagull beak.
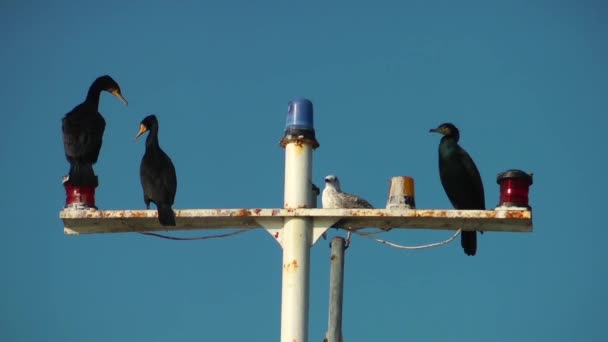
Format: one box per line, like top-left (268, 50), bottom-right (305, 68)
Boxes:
top-left (111, 89), bottom-right (128, 106)
top-left (134, 124), bottom-right (147, 141)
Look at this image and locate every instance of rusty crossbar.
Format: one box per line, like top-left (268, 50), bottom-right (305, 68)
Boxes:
top-left (61, 208), bottom-right (532, 235)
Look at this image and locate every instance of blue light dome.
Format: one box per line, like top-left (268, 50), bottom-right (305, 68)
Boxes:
top-left (285, 98), bottom-right (314, 131)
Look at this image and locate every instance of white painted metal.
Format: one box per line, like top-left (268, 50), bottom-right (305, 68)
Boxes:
top-left (283, 143), bottom-right (313, 208)
top-left (257, 218), bottom-right (285, 246)
top-left (61, 208), bottom-right (533, 235)
top-left (312, 217), bottom-right (340, 244)
top-left (281, 142), bottom-right (314, 342)
top-left (281, 217), bottom-right (312, 342)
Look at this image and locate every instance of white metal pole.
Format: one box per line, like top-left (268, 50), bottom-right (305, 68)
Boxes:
top-left (281, 141), bottom-right (314, 342)
top-left (279, 98), bottom-right (318, 342)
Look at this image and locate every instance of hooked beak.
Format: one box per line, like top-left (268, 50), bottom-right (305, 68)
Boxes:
top-left (429, 127), bottom-right (443, 134)
top-left (134, 124), bottom-right (147, 141)
top-left (111, 89), bottom-right (128, 106)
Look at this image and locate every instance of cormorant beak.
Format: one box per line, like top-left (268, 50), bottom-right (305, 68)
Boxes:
top-left (111, 89), bottom-right (128, 106)
top-left (429, 127), bottom-right (444, 135)
top-left (134, 124), bottom-right (148, 141)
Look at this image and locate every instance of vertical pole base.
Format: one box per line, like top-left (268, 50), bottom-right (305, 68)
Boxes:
top-left (326, 237), bottom-right (346, 342)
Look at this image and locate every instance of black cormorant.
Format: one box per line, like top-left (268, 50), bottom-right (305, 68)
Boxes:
top-left (430, 123), bottom-right (485, 256)
top-left (135, 115), bottom-right (177, 226)
top-left (62, 75), bottom-right (127, 186)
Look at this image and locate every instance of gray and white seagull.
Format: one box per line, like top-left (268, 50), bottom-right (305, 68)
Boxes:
top-left (322, 175), bottom-right (374, 209)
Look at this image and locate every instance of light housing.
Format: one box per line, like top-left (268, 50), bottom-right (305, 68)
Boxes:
top-left (496, 169), bottom-right (533, 209)
top-left (63, 177), bottom-right (97, 209)
top-left (386, 176), bottom-right (416, 209)
top-left (280, 98), bottom-right (319, 148)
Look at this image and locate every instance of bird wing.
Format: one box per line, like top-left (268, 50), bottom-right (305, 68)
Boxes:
top-left (439, 146), bottom-right (485, 210)
top-left (62, 107), bottom-right (105, 163)
top-left (162, 151), bottom-right (178, 203)
top-left (140, 148), bottom-right (177, 205)
top-left (339, 192), bottom-right (374, 209)
top-left (457, 147), bottom-right (485, 208)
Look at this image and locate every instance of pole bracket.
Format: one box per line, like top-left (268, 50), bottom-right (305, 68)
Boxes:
top-left (257, 217), bottom-right (340, 248)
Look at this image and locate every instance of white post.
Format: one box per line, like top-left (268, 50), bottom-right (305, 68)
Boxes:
top-left (279, 98), bottom-right (318, 342)
top-left (281, 142), bottom-right (313, 342)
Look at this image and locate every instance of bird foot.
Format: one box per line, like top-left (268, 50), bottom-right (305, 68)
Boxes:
top-left (345, 231), bottom-right (352, 249)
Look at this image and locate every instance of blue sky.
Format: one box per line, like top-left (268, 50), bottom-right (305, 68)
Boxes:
top-left (1, 0), bottom-right (605, 341)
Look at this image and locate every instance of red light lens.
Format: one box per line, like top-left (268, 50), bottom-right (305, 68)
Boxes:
top-left (65, 183), bottom-right (96, 208)
top-left (499, 178), bottom-right (530, 207)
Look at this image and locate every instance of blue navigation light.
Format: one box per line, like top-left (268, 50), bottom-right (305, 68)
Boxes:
top-left (285, 98), bottom-right (314, 131)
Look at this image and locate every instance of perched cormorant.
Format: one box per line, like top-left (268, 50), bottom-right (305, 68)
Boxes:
top-left (62, 75), bottom-right (127, 186)
top-left (135, 115), bottom-right (177, 226)
top-left (430, 123), bottom-right (485, 256)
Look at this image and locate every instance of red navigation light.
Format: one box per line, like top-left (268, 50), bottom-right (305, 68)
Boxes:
top-left (63, 177), bottom-right (97, 209)
top-left (496, 169), bottom-right (533, 209)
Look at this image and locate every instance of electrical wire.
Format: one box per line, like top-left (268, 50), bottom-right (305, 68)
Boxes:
top-left (137, 229), bottom-right (249, 241)
top-left (349, 228), bottom-right (462, 250)
top-left (137, 225), bottom-right (460, 250)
